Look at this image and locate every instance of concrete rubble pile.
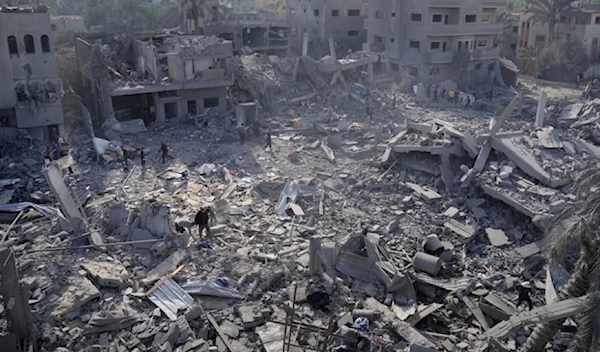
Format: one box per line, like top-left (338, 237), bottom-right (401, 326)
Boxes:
top-left (1, 52), bottom-right (598, 352)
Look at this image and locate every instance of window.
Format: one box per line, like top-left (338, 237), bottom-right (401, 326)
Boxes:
top-left (596, 16), bottom-right (600, 24)
top-left (290, 8), bottom-right (296, 15)
top-left (41, 35), bottom-right (50, 53)
top-left (536, 35), bottom-right (545, 43)
top-left (374, 35), bottom-right (383, 43)
top-left (510, 43), bottom-right (517, 50)
top-left (432, 14), bottom-right (442, 23)
top-left (51, 24), bottom-right (57, 31)
top-left (303, 8), bottom-right (306, 13)
top-left (560, 16), bottom-right (566, 23)
top-left (481, 13), bottom-right (490, 22)
top-left (291, 27), bottom-right (297, 35)
top-left (24, 34), bottom-right (35, 53)
top-left (512, 26), bottom-right (518, 33)
top-left (465, 14), bottom-right (477, 23)
top-left (390, 38), bottom-right (394, 43)
top-left (478, 39), bottom-right (487, 47)
top-left (392, 13), bottom-right (395, 17)
top-left (411, 12), bottom-right (422, 22)
top-left (187, 100), bottom-right (197, 115)
top-left (390, 63), bottom-right (399, 71)
top-left (7, 36), bottom-right (18, 55)
top-left (430, 41), bottom-right (440, 50)
top-left (475, 63), bottom-right (482, 70)
top-left (409, 40), bottom-right (420, 49)
top-left (204, 97), bottom-right (219, 108)
top-left (375, 10), bottom-right (385, 19)
top-left (331, 9), bottom-right (339, 16)
top-left (347, 30), bottom-right (359, 37)
top-left (348, 9), bottom-right (360, 16)
top-left (313, 9), bottom-right (319, 16)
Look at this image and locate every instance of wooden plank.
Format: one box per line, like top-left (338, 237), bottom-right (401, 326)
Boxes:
top-left (406, 303), bottom-right (444, 326)
top-left (463, 296), bottom-right (490, 331)
top-left (207, 312), bottom-right (236, 352)
top-left (483, 295), bottom-right (589, 339)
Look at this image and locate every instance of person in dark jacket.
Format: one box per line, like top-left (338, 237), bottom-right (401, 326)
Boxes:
top-left (265, 129), bottom-right (272, 150)
top-left (194, 205), bottom-right (217, 238)
top-left (516, 281), bottom-right (533, 311)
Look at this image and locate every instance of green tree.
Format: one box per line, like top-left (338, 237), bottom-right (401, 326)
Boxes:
top-left (138, 2), bottom-right (180, 30)
top-left (520, 164), bottom-right (600, 352)
top-left (524, 0), bottom-right (575, 43)
top-left (537, 37), bottom-right (589, 79)
top-left (497, 0), bottom-right (525, 23)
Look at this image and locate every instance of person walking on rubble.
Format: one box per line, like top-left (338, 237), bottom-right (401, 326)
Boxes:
top-left (194, 204), bottom-right (217, 238)
top-left (265, 129), bottom-right (273, 150)
top-left (433, 87), bottom-right (438, 102)
top-left (237, 123), bottom-right (246, 144)
top-left (42, 146), bottom-right (52, 165)
top-left (448, 89), bottom-right (455, 104)
top-left (516, 281), bottom-right (534, 311)
top-left (488, 87), bottom-right (494, 102)
top-left (426, 85), bottom-right (431, 98)
top-left (464, 96), bottom-right (471, 110)
top-left (576, 72), bottom-right (583, 89)
top-left (160, 141), bottom-right (173, 164)
top-left (139, 148), bottom-right (146, 167)
top-left (366, 99), bottom-right (373, 120)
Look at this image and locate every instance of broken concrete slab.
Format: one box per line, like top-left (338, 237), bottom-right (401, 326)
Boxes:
top-left (536, 127), bottom-right (563, 149)
top-left (485, 228), bottom-right (509, 247)
top-left (128, 228), bottom-right (155, 248)
top-left (515, 240), bottom-right (544, 258)
top-left (237, 305), bottom-right (265, 329)
top-left (257, 322), bottom-right (301, 352)
top-left (443, 219), bottom-right (477, 243)
top-left (405, 182), bottom-right (442, 203)
top-left (442, 207), bottom-right (459, 218)
top-left (52, 277), bottom-right (100, 317)
top-left (145, 250), bottom-right (187, 283)
top-left (480, 184), bottom-right (548, 219)
top-left (489, 132), bottom-right (570, 188)
top-left (81, 261), bottom-right (128, 288)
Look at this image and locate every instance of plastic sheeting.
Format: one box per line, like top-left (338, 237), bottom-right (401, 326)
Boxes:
top-left (180, 278), bottom-right (245, 299)
top-left (0, 202), bottom-right (59, 218)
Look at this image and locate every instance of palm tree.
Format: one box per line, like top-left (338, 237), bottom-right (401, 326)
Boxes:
top-left (138, 3), bottom-right (180, 30)
top-left (524, 0), bottom-right (575, 43)
top-left (520, 164), bottom-right (600, 352)
top-left (497, 0), bottom-right (525, 23)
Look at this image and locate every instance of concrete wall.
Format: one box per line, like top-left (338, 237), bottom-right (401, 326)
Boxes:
top-left (152, 86), bottom-right (227, 122)
top-left (133, 40), bottom-right (159, 79)
top-left (51, 16), bottom-right (84, 33)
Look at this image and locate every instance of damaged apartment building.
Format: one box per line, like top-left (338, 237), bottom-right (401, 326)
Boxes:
top-left (75, 32), bottom-right (234, 128)
top-left (203, 12), bottom-right (290, 55)
top-left (366, 0), bottom-right (505, 84)
top-left (0, 5), bottom-right (64, 141)
top-left (286, 0), bottom-right (368, 58)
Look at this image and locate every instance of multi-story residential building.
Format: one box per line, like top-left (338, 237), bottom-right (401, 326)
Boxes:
top-left (518, 4), bottom-right (600, 62)
top-left (500, 13), bottom-right (519, 59)
top-left (286, 0), bottom-right (368, 58)
top-left (203, 12), bottom-right (290, 55)
top-left (366, 0), bottom-right (505, 84)
top-left (75, 32), bottom-right (234, 127)
top-left (0, 6), bottom-right (64, 141)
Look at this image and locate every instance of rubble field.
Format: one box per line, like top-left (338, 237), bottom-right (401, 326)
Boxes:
top-left (1, 53), bottom-right (598, 352)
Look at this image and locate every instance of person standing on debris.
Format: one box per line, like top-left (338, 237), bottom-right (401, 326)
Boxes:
top-left (576, 72), bottom-right (583, 89)
top-left (160, 141), bottom-right (173, 164)
top-left (426, 85), bottom-right (431, 98)
top-left (120, 145), bottom-right (129, 171)
top-left (42, 146), bottom-right (52, 165)
top-left (195, 204), bottom-right (217, 238)
top-left (433, 87), bottom-right (438, 102)
top-left (139, 148), bottom-right (146, 167)
top-left (448, 89), bottom-right (455, 103)
top-left (488, 87), bottom-right (493, 102)
top-left (237, 123), bottom-right (246, 144)
top-left (366, 100), bottom-right (373, 120)
top-left (440, 88), bottom-right (446, 101)
top-left (464, 96), bottom-right (471, 110)
top-left (516, 281), bottom-right (534, 311)
top-left (265, 129), bottom-right (273, 150)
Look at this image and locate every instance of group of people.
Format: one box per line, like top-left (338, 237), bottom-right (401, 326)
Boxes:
top-left (427, 85), bottom-right (495, 110)
top-left (42, 137), bottom-right (74, 174)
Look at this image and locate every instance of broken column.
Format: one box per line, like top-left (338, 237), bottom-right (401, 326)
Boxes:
top-left (535, 91), bottom-right (547, 128)
top-left (302, 32), bottom-right (308, 57)
top-left (0, 246), bottom-right (33, 342)
top-left (42, 163), bottom-right (85, 233)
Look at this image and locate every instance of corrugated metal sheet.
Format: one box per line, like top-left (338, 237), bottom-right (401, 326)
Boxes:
top-left (148, 279), bottom-right (193, 321)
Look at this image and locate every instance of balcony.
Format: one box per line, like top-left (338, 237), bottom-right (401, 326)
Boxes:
top-left (428, 0), bottom-right (461, 8)
top-left (427, 23), bottom-right (503, 36)
top-left (423, 51), bottom-right (454, 64)
top-left (471, 47), bottom-right (500, 60)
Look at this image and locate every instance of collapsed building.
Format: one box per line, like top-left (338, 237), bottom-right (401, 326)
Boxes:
top-left (75, 32), bottom-right (234, 130)
top-left (203, 12), bottom-right (291, 56)
top-left (0, 5), bottom-right (65, 141)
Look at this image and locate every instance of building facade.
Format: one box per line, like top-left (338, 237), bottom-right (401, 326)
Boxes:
top-left (518, 4), bottom-right (600, 63)
top-left (365, 0), bottom-right (504, 84)
top-left (500, 13), bottom-right (519, 59)
top-left (286, 0), bottom-right (368, 58)
top-left (0, 6), bottom-right (64, 141)
top-left (255, 0), bottom-right (287, 14)
top-left (50, 15), bottom-right (84, 35)
top-left (75, 32), bottom-right (234, 128)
